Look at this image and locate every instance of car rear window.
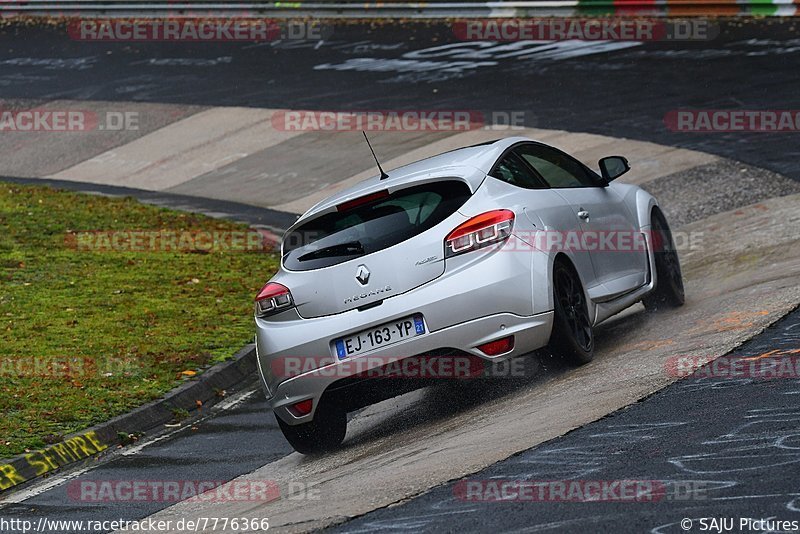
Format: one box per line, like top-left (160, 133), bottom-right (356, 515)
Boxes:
top-left (282, 180), bottom-right (472, 271)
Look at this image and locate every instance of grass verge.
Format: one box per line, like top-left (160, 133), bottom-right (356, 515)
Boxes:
top-left (0, 182), bottom-right (280, 457)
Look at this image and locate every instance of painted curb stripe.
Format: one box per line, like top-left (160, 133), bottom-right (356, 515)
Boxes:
top-left (0, 344), bottom-right (258, 496)
top-left (0, 431), bottom-right (111, 493)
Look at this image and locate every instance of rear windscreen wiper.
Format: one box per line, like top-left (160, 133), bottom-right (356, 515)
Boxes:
top-left (297, 241), bottom-right (365, 262)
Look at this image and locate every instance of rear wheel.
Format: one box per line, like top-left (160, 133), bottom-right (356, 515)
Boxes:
top-left (276, 399), bottom-right (347, 455)
top-left (549, 260), bottom-right (594, 365)
top-left (643, 209), bottom-right (685, 311)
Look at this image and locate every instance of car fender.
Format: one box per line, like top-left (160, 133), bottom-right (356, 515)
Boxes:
top-left (634, 187), bottom-right (659, 230)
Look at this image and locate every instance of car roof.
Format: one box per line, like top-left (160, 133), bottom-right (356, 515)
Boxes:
top-left (293, 136), bottom-right (532, 224)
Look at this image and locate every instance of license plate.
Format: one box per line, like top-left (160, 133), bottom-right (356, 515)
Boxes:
top-left (334, 315), bottom-right (425, 360)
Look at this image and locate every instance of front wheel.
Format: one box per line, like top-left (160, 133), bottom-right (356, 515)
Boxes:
top-left (276, 400), bottom-right (347, 455)
top-left (643, 209), bottom-right (685, 311)
top-left (548, 261), bottom-right (594, 365)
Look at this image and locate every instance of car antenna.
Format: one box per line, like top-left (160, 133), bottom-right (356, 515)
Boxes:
top-left (363, 131), bottom-right (389, 180)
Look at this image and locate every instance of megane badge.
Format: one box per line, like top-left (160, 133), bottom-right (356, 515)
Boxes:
top-left (355, 265), bottom-right (370, 285)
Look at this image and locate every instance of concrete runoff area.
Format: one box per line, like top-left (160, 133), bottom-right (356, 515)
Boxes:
top-left (48, 107), bottom-right (303, 190)
top-left (28, 104), bottom-right (727, 216)
top-left (166, 130), bottom-right (454, 208)
top-left (0, 100), bottom-right (204, 178)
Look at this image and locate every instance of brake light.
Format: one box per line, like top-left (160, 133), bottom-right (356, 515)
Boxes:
top-left (337, 190), bottom-right (390, 212)
top-left (255, 282), bottom-right (294, 318)
top-left (445, 210), bottom-right (515, 257)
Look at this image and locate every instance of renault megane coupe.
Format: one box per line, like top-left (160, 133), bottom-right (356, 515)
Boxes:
top-left (254, 136), bottom-right (684, 454)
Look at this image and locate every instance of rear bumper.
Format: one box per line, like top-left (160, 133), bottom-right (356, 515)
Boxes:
top-left (257, 310), bottom-right (553, 425)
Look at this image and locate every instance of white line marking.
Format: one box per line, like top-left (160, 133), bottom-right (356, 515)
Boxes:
top-left (121, 388), bottom-right (259, 457)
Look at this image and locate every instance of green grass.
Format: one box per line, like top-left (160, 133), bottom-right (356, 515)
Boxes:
top-left (0, 182), bottom-right (280, 458)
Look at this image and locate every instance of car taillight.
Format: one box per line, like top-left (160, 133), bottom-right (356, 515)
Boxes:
top-left (255, 282), bottom-right (294, 318)
top-left (445, 210), bottom-right (515, 258)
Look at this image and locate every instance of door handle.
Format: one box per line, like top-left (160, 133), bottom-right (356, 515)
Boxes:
top-left (577, 210), bottom-right (590, 221)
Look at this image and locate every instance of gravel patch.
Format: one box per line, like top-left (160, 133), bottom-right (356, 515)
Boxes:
top-left (639, 158), bottom-right (800, 227)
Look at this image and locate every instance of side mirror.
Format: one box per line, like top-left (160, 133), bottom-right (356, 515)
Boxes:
top-left (599, 156), bottom-right (630, 182)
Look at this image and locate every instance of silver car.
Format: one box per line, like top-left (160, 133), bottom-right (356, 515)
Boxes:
top-left (254, 136), bottom-right (684, 454)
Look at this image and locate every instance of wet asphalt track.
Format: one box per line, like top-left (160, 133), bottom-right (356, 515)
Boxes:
top-left (1, 17), bottom-right (800, 532)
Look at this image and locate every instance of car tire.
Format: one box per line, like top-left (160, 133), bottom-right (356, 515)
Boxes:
top-left (276, 400), bottom-right (347, 455)
top-left (643, 209), bottom-right (685, 311)
top-left (549, 260), bottom-right (594, 365)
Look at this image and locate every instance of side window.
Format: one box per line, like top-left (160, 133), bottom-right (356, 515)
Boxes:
top-left (490, 153), bottom-right (546, 189)
top-left (515, 144), bottom-right (598, 188)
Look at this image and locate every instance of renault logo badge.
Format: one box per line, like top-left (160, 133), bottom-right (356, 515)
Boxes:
top-left (355, 265), bottom-right (370, 286)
